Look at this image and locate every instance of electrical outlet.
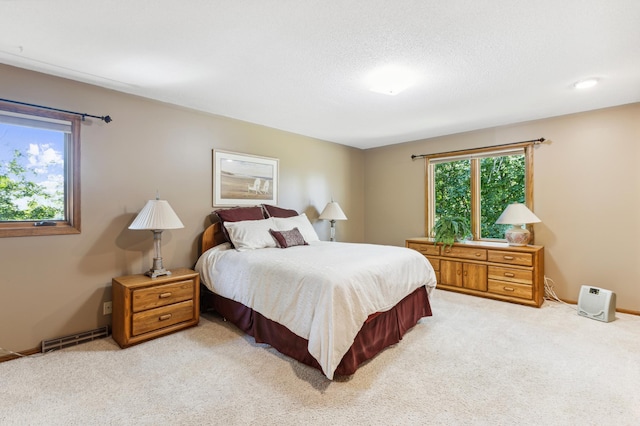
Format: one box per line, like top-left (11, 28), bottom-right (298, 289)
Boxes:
top-left (103, 301), bottom-right (112, 315)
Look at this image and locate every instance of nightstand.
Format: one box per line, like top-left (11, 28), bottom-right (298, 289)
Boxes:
top-left (112, 268), bottom-right (200, 348)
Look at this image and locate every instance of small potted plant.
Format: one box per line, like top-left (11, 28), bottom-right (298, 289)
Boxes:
top-left (432, 216), bottom-right (471, 249)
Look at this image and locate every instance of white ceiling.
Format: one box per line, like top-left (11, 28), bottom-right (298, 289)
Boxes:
top-left (1, 0), bottom-right (639, 149)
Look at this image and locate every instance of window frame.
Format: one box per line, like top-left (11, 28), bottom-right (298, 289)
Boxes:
top-left (425, 142), bottom-right (534, 243)
top-left (0, 101), bottom-right (81, 237)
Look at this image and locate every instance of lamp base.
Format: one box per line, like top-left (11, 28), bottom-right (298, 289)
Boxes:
top-left (145, 254), bottom-right (171, 278)
top-left (505, 225), bottom-right (530, 246)
top-left (145, 268), bottom-right (172, 278)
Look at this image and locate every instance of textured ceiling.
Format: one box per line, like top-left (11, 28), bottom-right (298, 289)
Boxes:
top-left (1, 0), bottom-right (639, 149)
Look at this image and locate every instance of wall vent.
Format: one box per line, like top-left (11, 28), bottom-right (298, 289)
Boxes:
top-left (41, 326), bottom-right (110, 353)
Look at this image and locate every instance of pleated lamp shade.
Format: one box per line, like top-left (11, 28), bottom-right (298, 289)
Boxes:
top-left (129, 199), bottom-right (184, 230)
top-left (319, 202), bottom-right (347, 221)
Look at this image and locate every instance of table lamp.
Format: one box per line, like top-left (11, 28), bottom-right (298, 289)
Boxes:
top-left (495, 203), bottom-right (541, 246)
top-left (129, 196), bottom-right (184, 277)
top-left (319, 201), bottom-right (347, 241)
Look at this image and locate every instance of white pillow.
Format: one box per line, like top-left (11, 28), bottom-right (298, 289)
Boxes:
top-left (224, 217), bottom-right (277, 251)
top-left (272, 213), bottom-right (320, 242)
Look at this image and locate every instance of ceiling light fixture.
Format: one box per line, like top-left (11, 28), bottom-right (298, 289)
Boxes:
top-left (367, 65), bottom-right (416, 96)
top-left (573, 78), bottom-right (599, 89)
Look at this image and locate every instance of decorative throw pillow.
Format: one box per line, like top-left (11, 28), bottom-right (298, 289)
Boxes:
top-left (269, 227), bottom-right (308, 248)
top-left (262, 204), bottom-right (299, 218)
top-left (272, 213), bottom-right (320, 242)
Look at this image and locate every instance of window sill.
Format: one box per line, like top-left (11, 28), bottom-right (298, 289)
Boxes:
top-left (0, 222), bottom-right (80, 238)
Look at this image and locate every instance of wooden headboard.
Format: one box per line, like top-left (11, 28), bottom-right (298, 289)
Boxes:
top-left (201, 222), bottom-right (228, 254)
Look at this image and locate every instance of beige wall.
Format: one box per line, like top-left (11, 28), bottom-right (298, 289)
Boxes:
top-left (0, 64), bottom-right (364, 351)
top-left (364, 103), bottom-right (640, 311)
top-left (2, 62), bottom-right (637, 353)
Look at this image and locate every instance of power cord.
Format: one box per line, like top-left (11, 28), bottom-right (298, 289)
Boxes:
top-left (0, 347), bottom-right (43, 358)
top-left (0, 347), bottom-right (27, 357)
top-left (544, 276), bottom-right (576, 310)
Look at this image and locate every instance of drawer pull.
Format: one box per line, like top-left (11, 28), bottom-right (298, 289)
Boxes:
top-left (504, 272), bottom-right (515, 278)
top-left (503, 255), bottom-right (514, 260)
top-left (503, 286), bottom-right (515, 292)
top-left (159, 292), bottom-right (172, 299)
top-left (159, 314), bottom-right (172, 321)
top-left (475, 252), bottom-right (482, 257)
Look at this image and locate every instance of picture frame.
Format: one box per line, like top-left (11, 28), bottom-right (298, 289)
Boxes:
top-left (212, 149), bottom-right (279, 206)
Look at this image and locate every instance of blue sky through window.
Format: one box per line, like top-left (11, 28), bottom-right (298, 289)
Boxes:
top-left (0, 123), bottom-right (65, 215)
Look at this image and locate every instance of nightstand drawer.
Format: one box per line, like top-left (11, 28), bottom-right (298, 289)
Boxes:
top-left (132, 300), bottom-right (194, 336)
top-left (487, 250), bottom-right (533, 267)
top-left (132, 280), bottom-right (194, 312)
top-left (488, 280), bottom-right (532, 299)
top-left (488, 266), bottom-right (533, 285)
top-left (442, 246), bottom-right (487, 261)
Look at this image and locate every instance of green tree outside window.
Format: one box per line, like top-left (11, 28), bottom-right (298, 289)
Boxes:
top-left (429, 147), bottom-right (529, 242)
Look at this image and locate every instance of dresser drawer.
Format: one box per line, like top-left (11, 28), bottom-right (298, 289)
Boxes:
top-left (426, 256), bottom-right (440, 271)
top-left (488, 280), bottom-right (532, 299)
top-left (405, 238), bottom-right (544, 307)
top-left (487, 250), bottom-right (533, 267)
top-left (132, 300), bottom-right (195, 336)
top-left (132, 280), bottom-right (194, 312)
top-left (407, 242), bottom-right (440, 256)
top-left (488, 266), bottom-right (533, 285)
top-left (442, 246), bottom-right (487, 261)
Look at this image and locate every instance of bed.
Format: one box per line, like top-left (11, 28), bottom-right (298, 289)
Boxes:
top-left (195, 205), bottom-right (437, 379)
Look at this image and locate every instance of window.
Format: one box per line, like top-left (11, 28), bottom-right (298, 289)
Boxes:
top-left (426, 144), bottom-right (533, 242)
top-left (0, 101), bottom-right (81, 237)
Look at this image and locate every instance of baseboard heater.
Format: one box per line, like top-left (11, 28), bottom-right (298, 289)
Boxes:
top-left (41, 326), bottom-right (110, 353)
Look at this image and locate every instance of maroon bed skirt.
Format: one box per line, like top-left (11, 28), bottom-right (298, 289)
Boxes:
top-left (200, 285), bottom-right (432, 377)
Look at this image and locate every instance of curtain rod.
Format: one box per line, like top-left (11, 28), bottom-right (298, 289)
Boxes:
top-left (0, 98), bottom-right (112, 123)
top-left (410, 137), bottom-right (545, 160)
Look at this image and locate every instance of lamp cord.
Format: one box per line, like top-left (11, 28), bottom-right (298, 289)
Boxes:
top-left (544, 276), bottom-right (576, 310)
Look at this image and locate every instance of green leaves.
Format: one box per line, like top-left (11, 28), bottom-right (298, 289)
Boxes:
top-left (434, 159), bottom-right (471, 221)
top-left (433, 153), bottom-right (525, 240)
top-left (432, 216), bottom-right (471, 249)
top-left (0, 149), bottom-right (64, 221)
top-left (480, 155), bottom-right (525, 238)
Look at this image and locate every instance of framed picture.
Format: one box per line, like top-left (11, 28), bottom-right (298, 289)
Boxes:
top-left (212, 150), bottom-right (279, 206)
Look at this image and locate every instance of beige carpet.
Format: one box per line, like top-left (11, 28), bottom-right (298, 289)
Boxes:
top-left (1, 289), bottom-right (639, 425)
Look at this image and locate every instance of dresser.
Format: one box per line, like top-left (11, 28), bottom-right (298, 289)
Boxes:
top-left (406, 238), bottom-right (544, 307)
top-left (112, 268), bottom-right (200, 348)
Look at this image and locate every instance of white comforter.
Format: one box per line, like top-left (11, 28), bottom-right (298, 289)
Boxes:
top-left (195, 241), bottom-right (436, 379)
